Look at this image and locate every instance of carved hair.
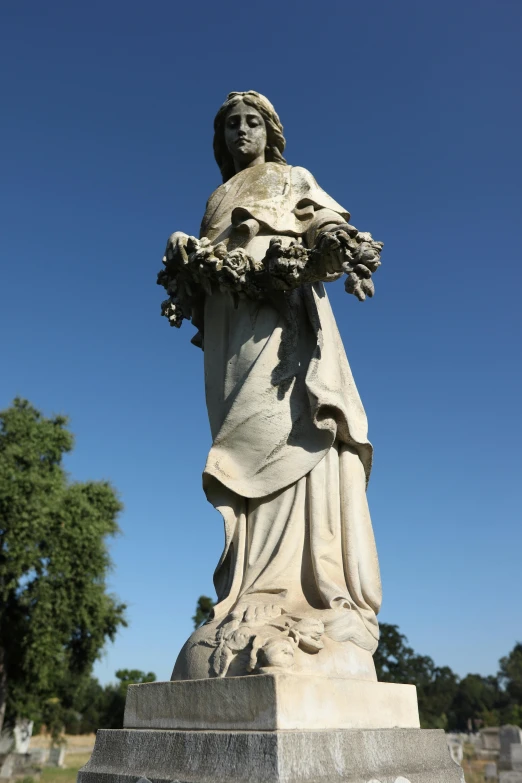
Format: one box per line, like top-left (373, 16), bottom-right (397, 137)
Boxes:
top-left (213, 91), bottom-right (287, 183)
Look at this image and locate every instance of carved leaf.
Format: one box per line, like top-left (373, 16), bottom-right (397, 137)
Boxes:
top-left (210, 640), bottom-right (234, 678)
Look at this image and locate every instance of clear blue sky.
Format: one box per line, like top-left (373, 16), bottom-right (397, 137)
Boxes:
top-left (1, 0), bottom-right (521, 685)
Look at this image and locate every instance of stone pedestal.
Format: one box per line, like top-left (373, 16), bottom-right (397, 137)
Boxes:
top-left (78, 726), bottom-right (464, 783)
top-left (123, 675), bottom-right (420, 731)
top-left (77, 676), bottom-right (464, 783)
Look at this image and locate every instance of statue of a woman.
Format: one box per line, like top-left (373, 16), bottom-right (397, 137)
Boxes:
top-left (162, 91), bottom-right (383, 682)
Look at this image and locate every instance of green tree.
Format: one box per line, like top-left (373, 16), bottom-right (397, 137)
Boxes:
top-left (449, 673), bottom-right (502, 730)
top-left (501, 703), bottom-right (522, 726)
top-left (193, 596), bottom-right (214, 629)
top-left (0, 398), bottom-right (127, 733)
top-left (98, 669), bottom-right (156, 729)
top-left (499, 642), bottom-right (522, 705)
top-left (59, 675), bottom-right (105, 735)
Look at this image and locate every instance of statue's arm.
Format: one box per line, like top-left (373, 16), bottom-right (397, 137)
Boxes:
top-left (305, 208), bottom-right (351, 247)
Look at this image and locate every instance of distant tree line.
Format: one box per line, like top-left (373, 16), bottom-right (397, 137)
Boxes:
top-left (374, 624), bottom-right (522, 730)
top-left (34, 669), bottom-right (156, 736)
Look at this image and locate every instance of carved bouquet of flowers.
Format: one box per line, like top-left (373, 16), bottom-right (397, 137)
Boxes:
top-left (157, 224), bottom-right (383, 329)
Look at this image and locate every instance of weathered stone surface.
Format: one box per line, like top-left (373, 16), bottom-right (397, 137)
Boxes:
top-left (78, 727), bottom-right (464, 783)
top-left (512, 744), bottom-right (522, 771)
top-left (160, 92), bottom-right (385, 681)
top-left (480, 727), bottom-right (501, 752)
top-left (500, 726), bottom-right (522, 770)
top-left (500, 773), bottom-right (522, 783)
top-left (124, 675), bottom-right (420, 731)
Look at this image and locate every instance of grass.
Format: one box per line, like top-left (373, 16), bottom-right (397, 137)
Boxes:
top-left (462, 755), bottom-right (495, 783)
top-left (40, 753), bottom-right (92, 783)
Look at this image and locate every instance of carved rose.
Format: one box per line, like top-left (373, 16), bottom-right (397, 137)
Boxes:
top-left (223, 249), bottom-right (250, 275)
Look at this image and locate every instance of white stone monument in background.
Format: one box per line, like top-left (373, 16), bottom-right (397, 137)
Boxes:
top-left (79, 91), bottom-right (464, 783)
top-left (0, 718), bottom-right (33, 756)
top-left (498, 725), bottom-right (522, 782)
top-left (0, 719), bottom-right (38, 780)
top-left (500, 726), bottom-right (522, 770)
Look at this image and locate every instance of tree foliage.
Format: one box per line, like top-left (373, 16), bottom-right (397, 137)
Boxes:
top-left (0, 398), bottom-right (127, 733)
top-left (42, 669), bottom-right (157, 735)
top-left (92, 669), bottom-right (156, 731)
top-left (450, 673), bottom-right (503, 729)
top-left (499, 643), bottom-right (522, 705)
top-left (192, 595), bottom-right (214, 629)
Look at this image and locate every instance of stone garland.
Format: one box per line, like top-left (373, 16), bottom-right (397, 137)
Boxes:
top-left (157, 225), bottom-right (384, 329)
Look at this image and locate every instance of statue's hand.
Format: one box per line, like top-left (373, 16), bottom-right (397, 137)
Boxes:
top-left (310, 224), bottom-right (383, 300)
top-left (314, 224), bottom-right (357, 276)
top-left (328, 223), bottom-right (359, 239)
top-left (164, 231), bottom-right (190, 265)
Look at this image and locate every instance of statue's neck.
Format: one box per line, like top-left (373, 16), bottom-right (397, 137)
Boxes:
top-left (233, 154), bottom-right (266, 174)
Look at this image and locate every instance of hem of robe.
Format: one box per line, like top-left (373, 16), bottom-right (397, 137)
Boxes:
top-left (204, 445), bottom-right (381, 653)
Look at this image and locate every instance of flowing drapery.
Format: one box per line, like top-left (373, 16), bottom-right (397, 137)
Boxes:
top-left (198, 163), bottom-right (382, 650)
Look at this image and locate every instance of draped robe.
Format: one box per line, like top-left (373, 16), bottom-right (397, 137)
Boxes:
top-left (198, 162), bottom-right (382, 653)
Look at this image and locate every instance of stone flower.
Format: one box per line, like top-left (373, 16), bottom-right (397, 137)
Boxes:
top-left (160, 298), bottom-right (184, 329)
top-left (221, 248), bottom-right (250, 279)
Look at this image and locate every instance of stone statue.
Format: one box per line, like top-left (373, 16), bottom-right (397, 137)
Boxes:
top-left (78, 90), bottom-right (463, 783)
top-left (158, 91), bottom-right (384, 682)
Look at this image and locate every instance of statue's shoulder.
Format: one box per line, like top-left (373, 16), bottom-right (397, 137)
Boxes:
top-left (288, 166), bottom-right (323, 197)
top-left (290, 165), bottom-right (314, 177)
top-left (201, 165), bottom-right (321, 237)
top-left (289, 165), bottom-right (317, 183)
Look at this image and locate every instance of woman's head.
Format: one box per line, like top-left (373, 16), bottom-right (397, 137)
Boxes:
top-left (213, 91), bottom-right (287, 182)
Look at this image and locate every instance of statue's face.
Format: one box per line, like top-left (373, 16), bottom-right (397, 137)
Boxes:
top-left (224, 101), bottom-right (267, 168)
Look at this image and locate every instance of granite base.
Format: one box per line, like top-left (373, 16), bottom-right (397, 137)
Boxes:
top-left (78, 727), bottom-right (465, 783)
